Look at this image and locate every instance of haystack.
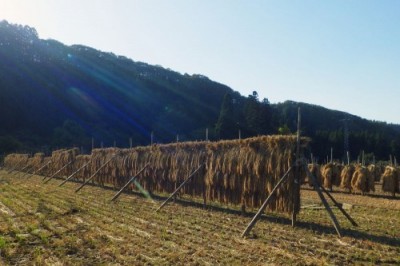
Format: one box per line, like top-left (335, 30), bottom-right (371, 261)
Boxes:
top-left (321, 163), bottom-right (341, 191)
top-left (340, 164), bottom-right (355, 192)
top-left (351, 165), bottom-right (374, 194)
top-left (4, 154), bottom-right (30, 169)
top-left (368, 164), bottom-right (383, 182)
top-left (305, 164), bottom-right (322, 187)
top-left (381, 166), bottom-right (399, 197)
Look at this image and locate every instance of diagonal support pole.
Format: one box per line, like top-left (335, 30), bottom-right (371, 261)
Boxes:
top-left (59, 160), bottom-right (93, 187)
top-left (43, 160), bottom-right (74, 184)
top-left (26, 160), bottom-right (52, 179)
top-left (155, 164), bottom-right (204, 212)
top-left (110, 163), bottom-right (150, 201)
top-left (18, 165), bottom-right (36, 177)
top-left (7, 161), bottom-right (26, 174)
top-left (316, 174), bottom-right (358, 227)
top-left (241, 165), bottom-right (294, 237)
top-left (75, 154), bottom-right (117, 193)
top-left (12, 164), bottom-right (31, 176)
top-left (303, 164), bottom-right (342, 237)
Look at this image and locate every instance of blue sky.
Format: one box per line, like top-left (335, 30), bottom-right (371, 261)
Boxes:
top-left (1, 0), bottom-right (400, 123)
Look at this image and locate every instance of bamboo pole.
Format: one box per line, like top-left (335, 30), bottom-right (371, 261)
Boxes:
top-left (110, 163), bottom-right (150, 201)
top-left (155, 164), bottom-right (204, 212)
top-left (75, 154), bottom-right (117, 193)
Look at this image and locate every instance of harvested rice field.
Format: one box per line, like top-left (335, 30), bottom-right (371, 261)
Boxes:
top-left (0, 170), bottom-right (399, 265)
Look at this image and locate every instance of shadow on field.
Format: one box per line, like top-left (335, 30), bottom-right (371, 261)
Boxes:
top-left (8, 171), bottom-right (400, 248)
top-left (259, 215), bottom-right (400, 248)
top-left (301, 186), bottom-right (400, 201)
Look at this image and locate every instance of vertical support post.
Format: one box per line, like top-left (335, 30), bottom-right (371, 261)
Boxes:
top-left (362, 150), bottom-right (365, 166)
top-left (206, 128), bottom-right (209, 141)
top-left (292, 107), bottom-right (301, 227)
top-left (347, 151), bottom-right (350, 165)
top-left (330, 147), bottom-right (333, 163)
top-left (129, 138), bottom-right (133, 148)
top-left (238, 129), bottom-right (241, 140)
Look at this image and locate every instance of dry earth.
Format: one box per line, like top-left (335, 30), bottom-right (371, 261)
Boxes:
top-left (0, 169), bottom-right (399, 265)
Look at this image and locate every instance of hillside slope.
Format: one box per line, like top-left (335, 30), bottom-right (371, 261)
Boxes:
top-left (1, 20), bottom-right (400, 161)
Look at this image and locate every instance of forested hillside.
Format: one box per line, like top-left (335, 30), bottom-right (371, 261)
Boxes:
top-left (1, 20), bottom-right (399, 161)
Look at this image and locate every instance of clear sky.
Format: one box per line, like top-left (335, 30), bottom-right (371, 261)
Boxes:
top-left (1, 0), bottom-right (400, 123)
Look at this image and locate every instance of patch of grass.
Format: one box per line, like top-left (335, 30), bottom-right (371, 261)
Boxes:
top-left (0, 236), bottom-right (6, 249)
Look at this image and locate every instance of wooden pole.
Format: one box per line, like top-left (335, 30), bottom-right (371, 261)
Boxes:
top-left (26, 160), bottom-right (52, 179)
top-left (238, 129), bottom-right (241, 140)
top-left (206, 128), bottom-right (209, 141)
top-left (292, 107), bottom-right (301, 227)
top-left (59, 160), bottom-right (93, 187)
top-left (362, 150), bottom-right (365, 166)
top-left (43, 160), bottom-right (74, 184)
top-left (19, 165), bottom-right (37, 178)
top-left (347, 151), bottom-right (350, 165)
top-left (7, 161), bottom-right (26, 174)
top-left (304, 163), bottom-right (342, 237)
top-left (241, 166), bottom-right (294, 237)
top-left (75, 154), bottom-right (117, 193)
top-left (129, 138), bottom-right (133, 149)
top-left (110, 163), bottom-right (150, 201)
top-left (155, 164), bottom-right (204, 212)
top-left (330, 147), bottom-right (333, 163)
top-left (13, 164), bottom-right (31, 175)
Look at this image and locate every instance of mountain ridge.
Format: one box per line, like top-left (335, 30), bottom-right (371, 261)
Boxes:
top-left (1, 20), bottom-right (399, 161)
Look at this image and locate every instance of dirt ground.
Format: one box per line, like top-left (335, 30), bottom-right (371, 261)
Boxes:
top-left (0, 169), bottom-right (399, 265)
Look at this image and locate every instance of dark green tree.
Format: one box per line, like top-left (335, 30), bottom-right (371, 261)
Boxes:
top-left (215, 93), bottom-right (237, 139)
top-left (52, 120), bottom-right (88, 148)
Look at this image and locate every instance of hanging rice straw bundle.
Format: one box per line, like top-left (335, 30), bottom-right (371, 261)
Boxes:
top-left (306, 164), bottom-right (322, 187)
top-left (351, 165), bottom-right (371, 195)
top-left (340, 164), bottom-right (355, 192)
top-left (381, 166), bottom-right (399, 197)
